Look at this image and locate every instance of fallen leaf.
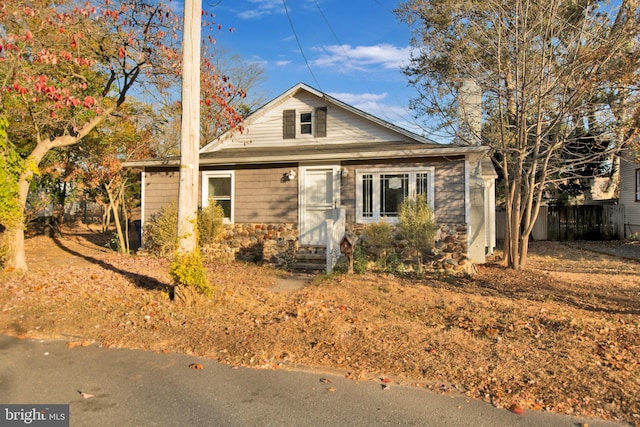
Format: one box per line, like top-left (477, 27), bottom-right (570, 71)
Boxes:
top-left (381, 384), bottom-right (390, 390)
top-left (188, 363), bottom-right (203, 370)
top-left (380, 377), bottom-right (390, 383)
top-left (508, 404), bottom-right (524, 415)
top-left (328, 387), bottom-right (336, 392)
top-left (320, 378), bottom-right (332, 384)
top-left (78, 391), bottom-right (95, 399)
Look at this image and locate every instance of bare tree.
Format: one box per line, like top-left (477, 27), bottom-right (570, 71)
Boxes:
top-left (397, 0), bottom-right (640, 269)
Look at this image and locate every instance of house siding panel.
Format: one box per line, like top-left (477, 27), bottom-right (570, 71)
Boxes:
top-left (144, 170), bottom-right (179, 222)
top-left (234, 166), bottom-right (298, 223)
top-left (620, 151), bottom-right (640, 236)
top-left (207, 91), bottom-right (417, 150)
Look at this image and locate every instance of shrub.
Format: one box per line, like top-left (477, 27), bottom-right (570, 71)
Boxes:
top-left (363, 220), bottom-right (395, 268)
top-left (398, 193), bottom-right (438, 272)
top-left (144, 201), bottom-right (225, 257)
top-left (170, 249), bottom-right (212, 296)
top-left (352, 246), bottom-right (368, 274)
top-left (143, 202), bottom-right (178, 257)
top-left (197, 202), bottom-right (225, 246)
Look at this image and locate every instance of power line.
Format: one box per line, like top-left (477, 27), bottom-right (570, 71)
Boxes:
top-left (311, 0), bottom-right (426, 136)
top-left (282, 0), bottom-right (323, 92)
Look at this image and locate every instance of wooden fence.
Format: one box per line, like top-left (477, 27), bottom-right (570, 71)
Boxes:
top-left (496, 204), bottom-right (624, 241)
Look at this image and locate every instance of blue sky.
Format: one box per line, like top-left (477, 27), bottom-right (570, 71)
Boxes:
top-left (204, 0), bottom-right (429, 137)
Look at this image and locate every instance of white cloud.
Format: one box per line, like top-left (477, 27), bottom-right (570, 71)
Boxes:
top-left (328, 91), bottom-right (387, 105)
top-left (237, 0), bottom-right (283, 19)
top-left (275, 60), bottom-right (292, 67)
top-left (327, 91), bottom-right (426, 135)
top-left (312, 44), bottom-right (411, 72)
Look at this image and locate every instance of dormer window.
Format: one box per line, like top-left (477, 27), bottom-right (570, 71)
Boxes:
top-left (283, 107), bottom-right (327, 139)
top-left (300, 112), bottom-right (312, 134)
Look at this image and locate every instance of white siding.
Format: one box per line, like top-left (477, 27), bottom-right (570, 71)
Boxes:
top-left (620, 150), bottom-right (640, 236)
top-left (206, 91), bottom-right (415, 151)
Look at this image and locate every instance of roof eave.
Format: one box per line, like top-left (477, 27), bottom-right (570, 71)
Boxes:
top-left (124, 146), bottom-right (489, 169)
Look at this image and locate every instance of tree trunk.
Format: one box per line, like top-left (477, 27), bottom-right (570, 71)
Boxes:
top-left (120, 184), bottom-right (130, 253)
top-left (106, 185), bottom-right (126, 253)
top-left (4, 172), bottom-right (32, 272)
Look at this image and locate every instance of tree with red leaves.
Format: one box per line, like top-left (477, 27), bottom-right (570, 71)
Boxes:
top-left (0, 0), bottom-right (244, 271)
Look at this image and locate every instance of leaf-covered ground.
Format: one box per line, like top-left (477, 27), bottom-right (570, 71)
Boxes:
top-left (1, 226), bottom-right (639, 425)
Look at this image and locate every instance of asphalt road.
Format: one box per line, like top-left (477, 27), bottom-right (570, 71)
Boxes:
top-left (0, 335), bottom-right (627, 427)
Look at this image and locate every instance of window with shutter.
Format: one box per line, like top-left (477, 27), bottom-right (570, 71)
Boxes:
top-left (283, 109), bottom-right (295, 139)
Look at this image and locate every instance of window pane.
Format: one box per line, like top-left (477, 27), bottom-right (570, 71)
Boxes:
top-left (417, 173), bottom-right (429, 198)
top-left (209, 177), bottom-right (231, 198)
top-left (380, 174), bottom-right (408, 217)
top-left (216, 200), bottom-right (231, 219)
top-left (300, 112), bottom-right (312, 134)
top-left (362, 174), bottom-right (373, 217)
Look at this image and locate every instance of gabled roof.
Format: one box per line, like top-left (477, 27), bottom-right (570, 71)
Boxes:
top-left (199, 82), bottom-right (439, 152)
top-left (124, 82), bottom-right (491, 169)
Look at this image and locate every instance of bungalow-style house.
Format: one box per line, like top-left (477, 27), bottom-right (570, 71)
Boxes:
top-left (127, 83), bottom-right (497, 273)
top-left (620, 147), bottom-right (640, 238)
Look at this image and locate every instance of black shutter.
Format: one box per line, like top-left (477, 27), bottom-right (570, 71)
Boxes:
top-left (283, 109), bottom-right (295, 139)
top-left (315, 107), bottom-right (327, 137)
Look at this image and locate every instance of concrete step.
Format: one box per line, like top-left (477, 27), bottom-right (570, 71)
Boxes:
top-left (289, 262), bottom-right (325, 273)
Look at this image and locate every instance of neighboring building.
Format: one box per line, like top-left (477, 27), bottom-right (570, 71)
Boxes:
top-left (620, 148), bottom-right (640, 238)
top-left (126, 83), bottom-right (497, 273)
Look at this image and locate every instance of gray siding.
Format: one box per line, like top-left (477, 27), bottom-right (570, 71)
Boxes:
top-left (144, 166), bottom-right (298, 225)
top-left (143, 158), bottom-right (465, 228)
top-left (234, 166), bottom-right (298, 223)
top-left (143, 169), bottom-right (179, 222)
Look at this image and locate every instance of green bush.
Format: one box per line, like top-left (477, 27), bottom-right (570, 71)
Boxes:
top-left (143, 202), bottom-right (178, 257)
top-left (398, 193), bottom-right (438, 271)
top-left (144, 201), bottom-right (225, 257)
top-left (197, 202), bottom-right (225, 246)
top-left (352, 246), bottom-right (368, 274)
top-left (363, 220), bottom-right (395, 268)
top-left (170, 249), bottom-right (212, 296)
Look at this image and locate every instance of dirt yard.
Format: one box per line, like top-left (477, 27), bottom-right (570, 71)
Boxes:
top-left (1, 225), bottom-right (639, 425)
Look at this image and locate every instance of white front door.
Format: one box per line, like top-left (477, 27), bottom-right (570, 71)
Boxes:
top-left (300, 165), bottom-right (339, 245)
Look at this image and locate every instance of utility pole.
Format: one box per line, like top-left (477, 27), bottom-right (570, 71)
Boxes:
top-left (176, 0), bottom-right (201, 255)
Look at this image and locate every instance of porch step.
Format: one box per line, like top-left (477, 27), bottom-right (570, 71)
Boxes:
top-left (290, 246), bottom-right (326, 272)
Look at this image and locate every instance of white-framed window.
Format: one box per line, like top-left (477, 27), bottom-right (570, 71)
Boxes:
top-left (636, 169), bottom-right (640, 202)
top-left (300, 111), bottom-right (312, 135)
top-left (202, 171), bottom-right (234, 223)
top-left (355, 167), bottom-right (435, 223)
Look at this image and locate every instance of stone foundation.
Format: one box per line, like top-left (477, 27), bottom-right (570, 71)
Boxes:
top-left (353, 222), bottom-right (473, 275)
top-left (201, 223), bottom-right (298, 266)
top-left (202, 222), bottom-right (472, 275)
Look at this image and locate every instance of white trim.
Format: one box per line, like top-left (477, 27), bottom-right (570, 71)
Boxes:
top-left (299, 109), bottom-right (313, 136)
top-left (465, 160), bottom-right (471, 257)
top-left (140, 170), bottom-right (146, 244)
top-left (201, 170), bottom-right (235, 224)
top-left (355, 166), bottom-right (435, 224)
